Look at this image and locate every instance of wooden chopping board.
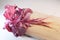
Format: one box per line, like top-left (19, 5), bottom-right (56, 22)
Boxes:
top-left (26, 11), bottom-right (60, 40)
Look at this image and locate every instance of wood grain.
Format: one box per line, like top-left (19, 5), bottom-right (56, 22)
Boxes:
top-left (26, 11), bottom-right (60, 40)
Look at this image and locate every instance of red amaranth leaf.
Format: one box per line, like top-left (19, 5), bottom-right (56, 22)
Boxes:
top-left (3, 5), bottom-right (49, 37)
top-left (5, 23), bottom-right (12, 32)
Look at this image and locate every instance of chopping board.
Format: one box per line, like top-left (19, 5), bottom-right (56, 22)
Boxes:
top-left (26, 11), bottom-right (60, 40)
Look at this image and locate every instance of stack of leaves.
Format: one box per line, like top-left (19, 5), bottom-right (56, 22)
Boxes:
top-left (3, 5), bottom-right (49, 37)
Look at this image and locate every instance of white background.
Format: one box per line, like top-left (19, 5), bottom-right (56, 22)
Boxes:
top-left (0, 0), bottom-right (60, 40)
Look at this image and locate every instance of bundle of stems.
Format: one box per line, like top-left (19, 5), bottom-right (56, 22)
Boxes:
top-left (26, 11), bottom-right (60, 40)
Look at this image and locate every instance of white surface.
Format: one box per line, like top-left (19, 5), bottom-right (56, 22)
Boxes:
top-left (0, 0), bottom-right (60, 40)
